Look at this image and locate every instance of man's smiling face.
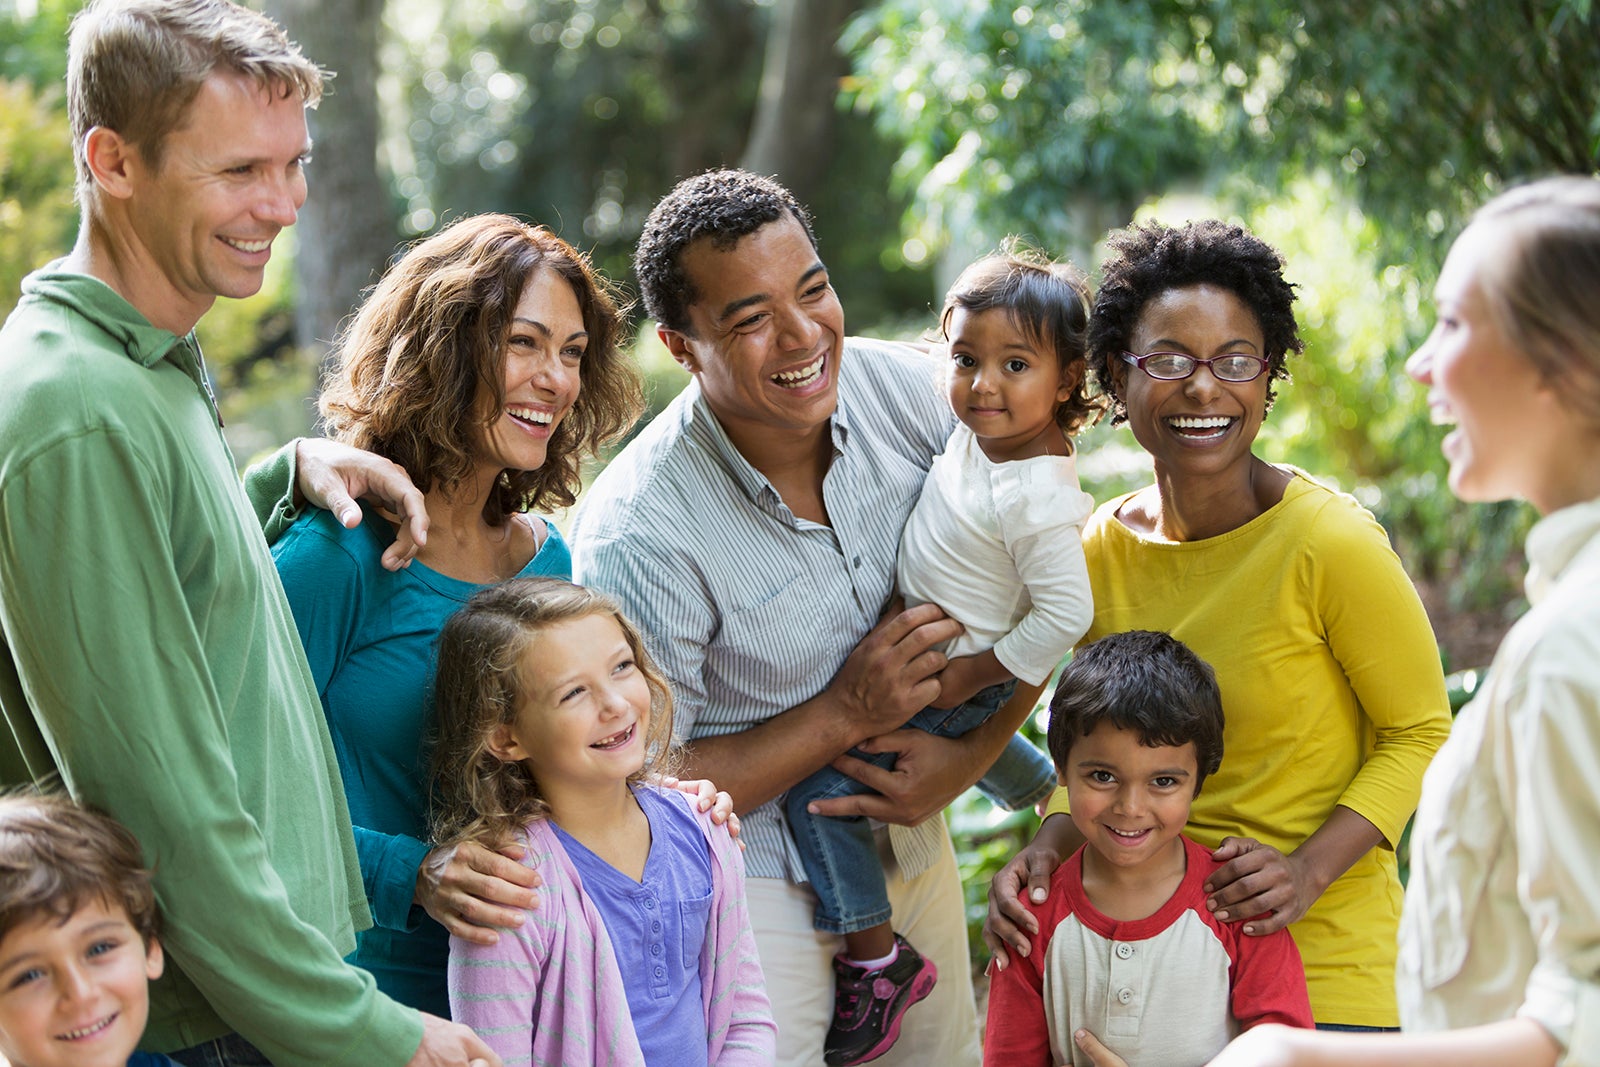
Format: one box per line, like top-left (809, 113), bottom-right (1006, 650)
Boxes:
top-left (121, 71), bottom-right (310, 331)
top-left (661, 213), bottom-right (846, 446)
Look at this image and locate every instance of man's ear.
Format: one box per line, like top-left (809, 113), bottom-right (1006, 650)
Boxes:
top-left (659, 325), bottom-right (700, 374)
top-left (82, 126), bottom-right (139, 202)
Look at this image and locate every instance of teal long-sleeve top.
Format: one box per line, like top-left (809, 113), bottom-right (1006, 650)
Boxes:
top-left (269, 501), bottom-right (572, 1014)
top-left (0, 266), bottom-right (422, 1065)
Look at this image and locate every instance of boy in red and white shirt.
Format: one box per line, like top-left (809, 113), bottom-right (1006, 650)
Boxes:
top-left (984, 631), bottom-right (1313, 1066)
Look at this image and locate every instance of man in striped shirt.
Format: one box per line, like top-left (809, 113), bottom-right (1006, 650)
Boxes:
top-left (572, 170), bottom-right (1023, 1066)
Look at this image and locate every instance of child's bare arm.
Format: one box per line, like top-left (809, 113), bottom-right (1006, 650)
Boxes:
top-left (933, 648), bottom-right (1013, 709)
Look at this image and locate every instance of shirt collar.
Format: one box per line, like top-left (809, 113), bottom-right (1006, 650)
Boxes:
top-left (1525, 495), bottom-right (1600, 604)
top-left (22, 262), bottom-right (194, 369)
top-left (684, 381), bottom-right (852, 511)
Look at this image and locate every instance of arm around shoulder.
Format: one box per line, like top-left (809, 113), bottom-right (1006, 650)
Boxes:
top-left (243, 438), bottom-right (302, 542)
top-left (1310, 496), bottom-right (1452, 845)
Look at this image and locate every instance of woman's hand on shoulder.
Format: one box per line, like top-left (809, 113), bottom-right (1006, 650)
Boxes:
top-left (416, 839), bottom-right (541, 944)
top-left (1203, 837), bottom-right (1317, 935)
top-left (662, 775), bottom-right (743, 848)
top-left (982, 834), bottom-right (1065, 967)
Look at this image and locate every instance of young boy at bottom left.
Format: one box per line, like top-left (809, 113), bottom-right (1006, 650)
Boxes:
top-left (984, 630), bottom-right (1313, 1067)
top-left (0, 792), bottom-right (174, 1067)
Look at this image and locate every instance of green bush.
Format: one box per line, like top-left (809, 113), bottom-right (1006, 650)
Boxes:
top-left (0, 78), bottom-right (77, 321)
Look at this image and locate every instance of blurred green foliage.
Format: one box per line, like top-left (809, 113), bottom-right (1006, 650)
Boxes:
top-left (0, 78), bottom-right (77, 318)
top-left (385, 0), bottom-right (932, 328)
top-left (0, 0), bottom-right (73, 86)
top-left (847, 0), bottom-right (1600, 278)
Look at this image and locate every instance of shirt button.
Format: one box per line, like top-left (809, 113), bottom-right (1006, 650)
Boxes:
top-left (1117, 988), bottom-right (1134, 1005)
top-left (651, 943), bottom-right (662, 956)
top-left (853, 556), bottom-right (861, 568)
top-left (644, 898), bottom-right (655, 909)
top-left (652, 921), bottom-right (662, 933)
top-left (1115, 942), bottom-right (1134, 959)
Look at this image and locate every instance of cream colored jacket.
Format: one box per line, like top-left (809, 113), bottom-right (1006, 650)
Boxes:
top-left (1399, 496), bottom-right (1600, 1062)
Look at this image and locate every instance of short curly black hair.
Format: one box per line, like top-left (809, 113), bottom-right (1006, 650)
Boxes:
top-left (634, 168), bottom-right (820, 334)
top-left (1087, 219), bottom-right (1302, 424)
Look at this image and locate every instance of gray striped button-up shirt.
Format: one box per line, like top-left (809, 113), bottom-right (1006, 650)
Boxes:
top-left (571, 337), bottom-right (957, 881)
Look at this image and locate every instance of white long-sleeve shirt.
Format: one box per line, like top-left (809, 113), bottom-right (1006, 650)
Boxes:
top-left (896, 424), bottom-right (1095, 686)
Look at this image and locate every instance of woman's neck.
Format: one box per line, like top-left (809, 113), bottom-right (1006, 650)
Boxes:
top-left (1141, 455), bottom-right (1290, 542)
top-left (411, 466), bottom-right (539, 582)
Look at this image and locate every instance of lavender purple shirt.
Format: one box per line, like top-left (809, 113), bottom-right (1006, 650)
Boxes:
top-left (448, 786), bottom-right (776, 1065)
top-left (554, 787), bottom-right (713, 1066)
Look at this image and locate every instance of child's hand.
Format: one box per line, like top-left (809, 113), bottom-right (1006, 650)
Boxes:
top-left (1074, 1028), bottom-right (1132, 1067)
top-left (416, 840), bottom-right (541, 944)
top-left (662, 775), bottom-right (744, 849)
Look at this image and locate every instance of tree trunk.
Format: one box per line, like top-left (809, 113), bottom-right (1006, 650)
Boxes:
top-left (262, 0), bottom-right (396, 370)
top-left (740, 0), bottom-right (862, 208)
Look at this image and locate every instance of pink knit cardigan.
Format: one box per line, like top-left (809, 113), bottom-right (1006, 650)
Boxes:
top-left (447, 787), bottom-right (776, 1065)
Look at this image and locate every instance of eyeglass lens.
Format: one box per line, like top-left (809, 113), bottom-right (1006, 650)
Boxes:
top-left (1135, 352), bottom-right (1265, 382)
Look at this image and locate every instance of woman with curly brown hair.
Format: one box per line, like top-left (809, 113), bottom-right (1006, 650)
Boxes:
top-left (1199, 175), bottom-right (1600, 1067)
top-left (268, 212), bottom-right (643, 1015)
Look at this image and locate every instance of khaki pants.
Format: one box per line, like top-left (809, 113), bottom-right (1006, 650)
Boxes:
top-left (745, 824), bottom-right (981, 1067)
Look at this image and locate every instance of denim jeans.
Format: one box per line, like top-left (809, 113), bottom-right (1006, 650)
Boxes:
top-left (785, 679), bottom-right (1056, 934)
top-left (167, 1033), bottom-right (275, 1067)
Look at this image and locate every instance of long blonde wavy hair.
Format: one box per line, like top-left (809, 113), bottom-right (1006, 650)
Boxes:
top-left (429, 578), bottom-right (681, 850)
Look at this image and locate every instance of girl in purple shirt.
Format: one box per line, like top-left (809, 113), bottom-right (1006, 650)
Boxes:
top-left (431, 577), bottom-right (776, 1066)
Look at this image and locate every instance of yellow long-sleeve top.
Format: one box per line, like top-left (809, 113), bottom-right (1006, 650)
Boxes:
top-left (1046, 470), bottom-right (1451, 1027)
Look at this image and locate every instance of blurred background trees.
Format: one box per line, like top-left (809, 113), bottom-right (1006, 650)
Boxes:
top-left (5, 0), bottom-right (1595, 970)
top-left (4, 0), bottom-right (1598, 660)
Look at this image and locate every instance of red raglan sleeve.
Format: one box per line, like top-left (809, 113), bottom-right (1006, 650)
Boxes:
top-left (983, 895), bottom-right (1062, 1066)
top-left (1228, 923), bottom-right (1315, 1030)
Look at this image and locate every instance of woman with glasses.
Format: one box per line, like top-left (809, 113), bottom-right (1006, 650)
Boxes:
top-left (1202, 176), bottom-right (1600, 1067)
top-left (984, 219), bottom-right (1452, 1045)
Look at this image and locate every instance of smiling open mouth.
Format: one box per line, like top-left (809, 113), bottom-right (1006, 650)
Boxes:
top-left (772, 353), bottom-right (824, 388)
top-left (1166, 415), bottom-right (1235, 438)
top-left (508, 405), bottom-right (554, 429)
top-left (57, 1013), bottom-right (117, 1041)
top-left (591, 723), bottom-right (635, 750)
top-left (219, 236), bottom-right (272, 254)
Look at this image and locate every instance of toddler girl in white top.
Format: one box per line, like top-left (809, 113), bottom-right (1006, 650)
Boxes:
top-left (786, 247), bottom-right (1100, 1066)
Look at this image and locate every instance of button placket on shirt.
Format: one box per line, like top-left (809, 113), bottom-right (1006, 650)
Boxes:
top-left (1106, 939), bottom-right (1142, 1037)
top-left (641, 888), bottom-right (669, 994)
